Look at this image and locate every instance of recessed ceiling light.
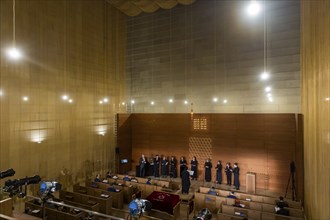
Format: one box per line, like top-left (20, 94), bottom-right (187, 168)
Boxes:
top-left (213, 97), bottom-right (218, 102)
top-left (68, 99), bottom-right (73, 103)
top-left (223, 99), bottom-right (228, 104)
top-left (99, 100), bottom-right (103, 104)
top-left (62, 95), bottom-right (68, 100)
top-left (22, 96), bottom-right (29, 101)
top-left (121, 102), bottom-right (125, 105)
top-left (169, 99), bottom-right (173, 103)
top-left (131, 100), bottom-right (135, 104)
top-left (268, 97), bottom-right (273, 102)
top-left (0, 90), bottom-right (3, 96)
top-left (103, 98), bottom-right (108, 103)
top-left (184, 100), bottom-right (188, 105)
top-left (150, 101), bottom-right (155, 105)
top-left (266, 93), bottom-right (272, 97)
top-left (325, 97), bottom-right (330, 101)
top-left (247, 0), bottom-right (261, 17)
top-left (7, 47), bottom-right (22, 60)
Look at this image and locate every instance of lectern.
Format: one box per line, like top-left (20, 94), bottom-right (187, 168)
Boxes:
top-left (246, 172), bottom-right (256, 194)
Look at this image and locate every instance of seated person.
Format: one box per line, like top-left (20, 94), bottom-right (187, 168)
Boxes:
top-left (130, 177), bottom-right (138, 182)
top-left (123, 175), bottom-right (131, 181)
top-left (106, 171), bottom-right (112, 178)
top-left (227, 191), bottom-right (237, 199)
top-left (146, 178), bottom-right (152, 185)
top-left (94, 173), bottom-right (101, 182)
top-left (107, 186), bottom-right (117, 192)
top-left (233, 198), bottom-right (243, 207)
top-left (275, 206), bottom-right (289, 216)
top-left (276, 196), bottom-right (289, 208)
top-left (207, 186), bottom-right (218, 196)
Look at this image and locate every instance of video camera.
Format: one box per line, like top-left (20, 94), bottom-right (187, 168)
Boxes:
top-left (128, 199), bottom-right (152, 218)
top-left (3, 175), bottom-right (41, 197)
top-left (193, 208), bottom-right (212, 220)
top-left (0, 168), bottom-right (15, 179)
top-left (39, 181), bottom-right (62, 200)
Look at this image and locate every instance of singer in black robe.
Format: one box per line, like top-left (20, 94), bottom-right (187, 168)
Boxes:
top-left (204, 159), bottom-right (212, 182)
top-left (215, 160), bottom-right (222, 184)
top-left (225, 162), bottom-right (233, 185)
top-left (179, 157), bottom-right (187, 178)
top-left (148, 158), bottom-right (154, 176)
top-left (233, 162), bottom-right (240, 190)
top-left (190, 156), bottom-right (198, 180)
top-left (170, 156), bottom-right (177, 178)
top-left (181, 167), bottom-right (190, 194)
top-left (139, 154), bottom-right (147, 177)
top-left (154, 155), bottom-right (161, 177)
top-left (161, 156), bottom-right (168, 177)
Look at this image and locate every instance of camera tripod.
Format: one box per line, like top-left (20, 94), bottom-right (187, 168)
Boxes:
top-left (285, 161), bottom-right (297, 201)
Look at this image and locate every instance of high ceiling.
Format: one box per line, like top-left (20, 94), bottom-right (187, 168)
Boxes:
top-left (106, 0), bottom-right (196, 16)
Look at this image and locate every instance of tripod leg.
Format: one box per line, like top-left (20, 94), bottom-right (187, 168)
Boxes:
top-left (284, 174), bottom-right (291, 198)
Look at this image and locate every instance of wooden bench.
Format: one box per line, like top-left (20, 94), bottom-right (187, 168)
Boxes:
top-left (59, 189), bottom-right (112, 214)
top-left (0, 198), bottom-right (12, 218)
top-left (261, 212), bottom-right (305, 220)
top-left (217, 212), bottom-right (245, 220)
top-left (222, 204), bottom-right (262, 220)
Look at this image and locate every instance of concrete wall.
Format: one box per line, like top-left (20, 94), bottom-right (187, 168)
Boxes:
top-left (126, 0), bottom-right (300, 113)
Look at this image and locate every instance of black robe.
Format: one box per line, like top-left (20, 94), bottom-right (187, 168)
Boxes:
top-left (170, 159), bottom-right (177, 178)
top-left (161, 159), bottom-right (168, 176)
top-left (225, 165), bottom-right (232, 185)
top-left (190, 160), bottom-right (198, 179)
top-left (154, 157), bottom-right (160, 177)
top-left (216, 163), bottom-right (222, 184)
top-left (233, 166), bottom-right (240, 189)
top-left (204, 161), bottom-right (212, 182)
top-left (139, 157), bottom-right (147, 177)
top-left (181, 169), bottom-right (190, 194)
top-left (148, 159), bottom-right (154, 176)
top-left (180, 159), bottom-right (187, 178)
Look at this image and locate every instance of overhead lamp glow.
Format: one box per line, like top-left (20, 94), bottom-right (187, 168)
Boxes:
top-left (268, 97), bottom-right (273, 102)
top-left (169, 99), bottom-right (173, 103)
top-left (184, 100), bottom-right (188, 105)
top-left (121, 102), bottom-right (125, 105)
top-left (99, 100), bottom-right (103, 104)
top-left (22, 96), bottom-right (29, 101)
top-left (103, 98), bottom-right (108, 103)
top-left (247, 0), bottom-right (261, 17)
top-left (265, 86), bottom-right (272, 92)
top-left (131, 100), bottom-right (135, 104)
top-left (223, 99), bottom-right (228, 104)
top-left (260, 72), bottom-right (270, 80)
top-left (68, 99), bottom-right (73, 103)
top-left (150, 101), bottom-right (155, 105)
top-left (7, 47), bottom-right (22, 60)
top-left (0, 90), bottom-right (3, 96)
top-left (62, 95), bottom-right (68, 100)
top-left (213, 97), bottom-right (218, 103)
top-left (325, 97), bottom-right (330, 101)
top-left (266, 93), bottom-right (272, 97)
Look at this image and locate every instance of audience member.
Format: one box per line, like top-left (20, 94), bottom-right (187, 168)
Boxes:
top-left (94, 174), bottom-right (101, 182)
top-left (208, 186), bottom-right (218, 196)
top-left (276, 196), bottom-right (289, 208)
top-left (227, 191), bottom-right (236, 199)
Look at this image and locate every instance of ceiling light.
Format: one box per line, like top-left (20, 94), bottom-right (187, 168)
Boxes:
top-left (223, 99), bottom-right (228, 104)
top-left (7, 47), bottom-right (22, 60)
top-left (268, 97), bottom-right (273, 102)
top-left (99, 100), bottom-right (103, 104)
top-left (103, 98), bottom-right (108, 103)
top-left (131, 100), bottom-right (135, 104)
top-left (150, 101), bottom-right (155, 105)
top-left (325, 97), bottom-right (330, 101)
top-left (184, 100), bottom-right (188, 105)
top-left (265, 86), bottom-right (272, 92)
top-left (260, 72), bottom-right (270, 80)
top-left (169, 99), bottom-right (173, 103)
top-left (247, 0), bottom-right (261, 17)
top-left (62, 95), bottom-right (68, 100)
top-left (121, 102), bottom-right (125, 105)
top-left (266, 93), bottom-right (272, 97)
top-left (0, 90), bottom-right (3, 96)
top-left (213, 97), bottom-right (218, 102)
top-left (68, 99), bottom-right (73, 103)
top-left (22, 96), bottom-right (29, 101)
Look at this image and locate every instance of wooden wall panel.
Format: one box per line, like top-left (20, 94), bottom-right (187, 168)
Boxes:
top-left (118, 113), bottom-right (303, 199)
top-left (301, 1), bottom-right (330, 219)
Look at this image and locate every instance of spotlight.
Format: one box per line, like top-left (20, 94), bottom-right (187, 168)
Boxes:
top-left (223, 99), bottom-right (228, 104)
top-left (213, 97), bottom-right (218, 102)
top-left (22, 96), bottom-right (29, 101)
top-left (7, 47), bottom-right (22, 60)
top-left (150, 101), bottom-right (155, 105)
top-left (265, 86), bottom-right (272, 92)
top-left (169, 99), bottom-right (173, 103)
top-left (184, 100), bottom-right (188, 105)
top-left (103, 98), bottom-right (108, 103)
top-left (247, 0), bottom-right (261, 17)
top-left (260, 72), bottom-right (270, 80)
top-left (131, 100), bottom-right (135, 104)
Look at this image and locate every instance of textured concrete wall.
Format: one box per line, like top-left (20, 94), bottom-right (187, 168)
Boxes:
top-left (126, 0), bottom-right (300, 113)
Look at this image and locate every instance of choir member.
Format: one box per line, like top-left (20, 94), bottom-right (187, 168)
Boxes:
top-left (190, 156), bottom-right (198, 180)
top-left (149, 157), bottom-right (154, 176)
top-left (215, 160), bottom-right (222, 184)
top-left (154, 155), bottom-right (160, 177)
top-left (204, 158), bottom-right (212, 182)
top-left (170, 156), bottom-right (177, 178)
top-left (225, 162), bottom-right (233, 185)
top-left (161, 156), bottom-right (168, 177)
top-left (233, 162), bottom-right (240, 190)
top-left (139, 154), bottom-right (147, 177)
top-left (180, 156), bottom-right (187, 178)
